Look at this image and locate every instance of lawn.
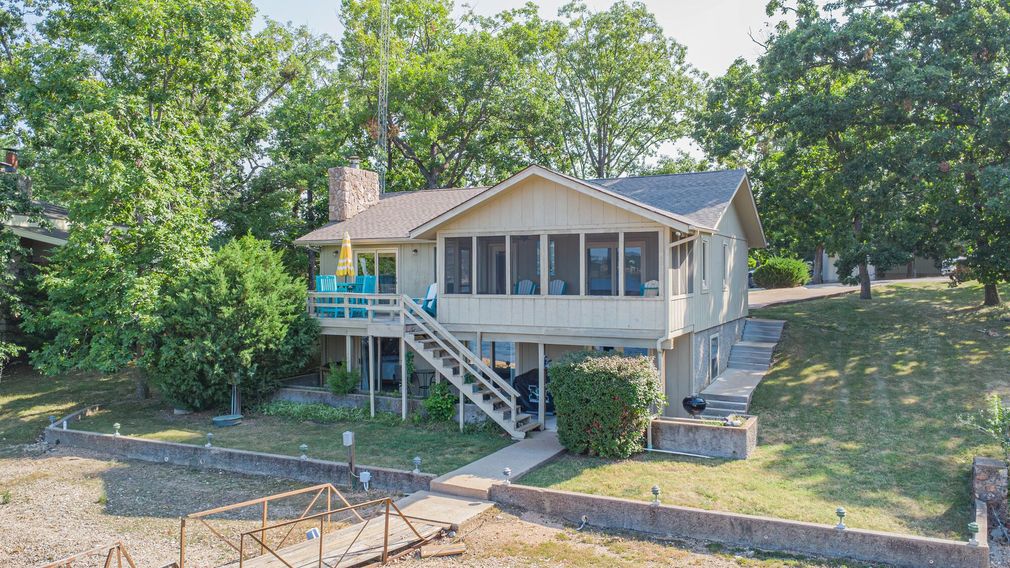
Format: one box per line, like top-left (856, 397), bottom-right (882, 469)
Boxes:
top-left (0, 366), bottom-right (512, 475)
top-left (521, 281), bottom-right (1010, 539)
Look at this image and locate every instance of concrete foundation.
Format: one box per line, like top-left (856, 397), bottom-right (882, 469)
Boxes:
top-left (650, 416), bottom-right (757, 459)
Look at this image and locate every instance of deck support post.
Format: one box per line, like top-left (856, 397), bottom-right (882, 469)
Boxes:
top-left (368, 336), bottom-right (376, 417)
top-left (345, 333), bottom-right (353, 371)
top-left (320, 336), bottom-right (327, 387)
top-left (400, 337), bottom-right (408, 421)
top-left (458, 384), bottom-right (464, 432)
top-left (538, 343), bottom-right (546, 428)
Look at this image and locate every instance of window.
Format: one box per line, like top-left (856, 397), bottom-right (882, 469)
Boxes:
top-left (701, 239), bottom-right (710, 290)
top-left (722, 243), bottom-right (730, 290)
top-left (548, 234), bottom-right (579, 295)
top-left (354, 251), bottom-right (397, 293)
top-left (482, 340), bottom-right (515, 384)
top-left (585, 233), bottom-right (618, 296)
top-left (624, 347), bottom-right (650, 357)
top-left (378, 252), bottom-right (396, 294)
top-left (510, 235), bottom-right (541, 295)
top-left (477, 236), bottom-right (506, 295)
top-left (623, 232), bottom-right (659, 296)
top-left (709, 335), bottom-right (720, 380)
top-left (444, 237), bottom-right (472, 294)
top-left (671, 242), bottom-right (694, 295)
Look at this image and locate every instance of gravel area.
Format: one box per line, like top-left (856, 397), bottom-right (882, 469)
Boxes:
top-left (0, 445), bottom-right (393, 567)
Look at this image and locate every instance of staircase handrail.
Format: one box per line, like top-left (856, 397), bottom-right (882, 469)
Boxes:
top-left (401, 295), bottom-right (521, 400)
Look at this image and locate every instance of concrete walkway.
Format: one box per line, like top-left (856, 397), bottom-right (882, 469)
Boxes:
top-left (748, 276), bottom-right (947, 309)
top-left (394, 490), bottom-right (494, 531)
top-left (430, 431), bottom-right (565, 499)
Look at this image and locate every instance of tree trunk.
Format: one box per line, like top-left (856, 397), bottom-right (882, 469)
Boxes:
top-left (905, 260), bottom-right (914, 279)
top-left (858, 262), bottom-right (872, 300)
top-left (984, 283), bottom-right (1001, 306)
top-left (305, 185), bottom-right (316, 289)
top-left (307, 248), bottom-right (317, 289)
top-left (811, 244), bottom-right (824, 285)
top-left (135, 376), bottom-right (150, 399)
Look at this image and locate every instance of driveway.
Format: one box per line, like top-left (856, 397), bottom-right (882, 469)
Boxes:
top-left (748, 277), bottom-right (949, 309)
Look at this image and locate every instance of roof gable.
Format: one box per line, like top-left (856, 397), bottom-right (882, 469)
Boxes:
top-left (410, 165), bottom-right (696, 239)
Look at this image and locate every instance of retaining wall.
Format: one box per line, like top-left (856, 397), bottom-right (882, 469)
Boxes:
top-left (490, 484), bottom-right (989, 568)
top-left (44, 406), bottom-right (433, 494)
top-left (274, 386), bottom-right (488, 423)
top-left (650, 416), bottom-right (757, 459)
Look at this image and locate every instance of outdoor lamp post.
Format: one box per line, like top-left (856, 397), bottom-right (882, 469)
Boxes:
top-left (205, 432), bottom-right (214, 448)
top-left (835, 507), bottom-right (846, 530)
top-left (651, 485), bottom-right (661, 506)
top-left (413, 456), bottom-right (422, 474)
top-left (969, 521), bottom-right (980, 546)
top-left (299, 443), bottom-right (308, 460)
top-left (503, 466), bottom-right (512, 485)
top-left (113, 423), bottom-right (121, 437)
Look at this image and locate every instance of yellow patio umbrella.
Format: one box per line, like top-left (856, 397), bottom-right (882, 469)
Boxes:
top-left (336, 232), bottom-right (355, 280)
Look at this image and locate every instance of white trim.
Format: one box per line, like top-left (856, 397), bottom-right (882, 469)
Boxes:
top-left (8, 226), bottom-right (67, 246)
top-left (712, 175), bottom-right (768, 248)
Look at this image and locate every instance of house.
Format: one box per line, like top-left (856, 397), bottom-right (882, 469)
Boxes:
top-left (294, 163), bottom-right (766, 438)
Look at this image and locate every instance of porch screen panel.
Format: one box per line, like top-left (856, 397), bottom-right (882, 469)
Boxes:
top-left (477, 236), bottom-right (507, 295)
top-left (548, 234), bottom-right (579, 295)
top-left (510, 235), bottom-right (541, 295)
top-left (672, 242), bottom-right (695, 295)
top-left (585, 233), bottom-right (619, 296)
top-left (623, 232), bottom-right (659, 296)
top-left (444, 237), bottom-right (472, 294)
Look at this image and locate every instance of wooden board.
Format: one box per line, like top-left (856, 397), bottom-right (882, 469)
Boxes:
top-left (221, 516), bottom-right (443, 568)
top-left (420, 543), bottom-right (466, 558)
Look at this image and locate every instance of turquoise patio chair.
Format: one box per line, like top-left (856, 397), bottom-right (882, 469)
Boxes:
top-left (314, 275), bottom-right (339, 317)
top-left (514, 279), bottom-right (538, 295)
top-left (548, 279), bottom-right (566, 295)
top-left (413, 283), bottom-right (437, 317)
top-left (350, 275), bottom-right (376, 318)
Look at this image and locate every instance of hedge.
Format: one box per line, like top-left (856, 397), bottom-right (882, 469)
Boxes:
top-left (547, 352), bottom-right (665, 459)
top-left (753, 257), bottom-right (811, 288)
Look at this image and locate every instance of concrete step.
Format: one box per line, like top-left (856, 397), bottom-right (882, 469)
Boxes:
top-left (700, 391), bottom-right (749, 404)
top-left (728, 362), bottom-right (769, 371)
top-left (705, 399), bottom-right (748, 412)
top-left (729, 350), bottom-right (772, 361)
top-left (702, 407), bottom-right (742, 418)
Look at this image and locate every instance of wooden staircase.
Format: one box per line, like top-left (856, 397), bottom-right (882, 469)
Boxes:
top-left (400, 295), bottom-right (538, 439)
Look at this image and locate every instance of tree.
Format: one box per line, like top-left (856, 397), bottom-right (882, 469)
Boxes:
top-left (146, 235), bottom-right (317, 411)
top-left (19, 0), bottom-right (326, 395)
top-left (0, 171), bottom-right (41, 378)
top-left (550, 1), bottom-right (699, 178)
top-left (338, 0), bottom-right (560, 190)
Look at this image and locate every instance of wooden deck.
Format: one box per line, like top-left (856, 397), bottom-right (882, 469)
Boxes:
top-left (225, 515), bottom-right (444, 568)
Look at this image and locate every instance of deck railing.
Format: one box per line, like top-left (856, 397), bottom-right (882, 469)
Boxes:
top-left (307, 292), bottom-right (402, 322)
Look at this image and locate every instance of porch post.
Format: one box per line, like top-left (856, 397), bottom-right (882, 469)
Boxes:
top-left (320, 335), bottom-right (327, 388)
top-left (368, 336), bottom-right (376, 417)
top-left (400, 338), bottom-right (407, 421)
top-left (345, 334), bottom-right (353, 371)
top-left (537, 343), bottom-right (546, 428)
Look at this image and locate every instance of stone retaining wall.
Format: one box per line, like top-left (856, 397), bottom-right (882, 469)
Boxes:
top-left (650, 416), bottom-right (757, 459)
top-left (45, 406), bottom-right (433, 494)
top-left (490, 484), bottom-right (989, 568)
top-left (973, 456), bottom-right (1008, 538)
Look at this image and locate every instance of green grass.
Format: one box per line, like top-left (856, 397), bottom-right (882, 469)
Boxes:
top-left (522, 281), bottom-right (1010, 539)
top-left (0, 366), bottom-right (512, 475)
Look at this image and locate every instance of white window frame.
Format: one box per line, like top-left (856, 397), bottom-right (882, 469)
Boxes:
top-left (723, 242), bottom-right (730, 290)
top-left (701, 238), bottom-right (710, 292)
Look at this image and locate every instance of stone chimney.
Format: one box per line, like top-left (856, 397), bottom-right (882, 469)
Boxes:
top-left (328, 157), bottom-right (379, 222)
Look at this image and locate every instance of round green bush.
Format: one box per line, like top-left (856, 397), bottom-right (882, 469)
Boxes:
top-left (547, 352), bottom-right (665, 459)
top-left (753, 257), bottom-right (811, 288)
top-left (146, 236), bottom-right (318, 411)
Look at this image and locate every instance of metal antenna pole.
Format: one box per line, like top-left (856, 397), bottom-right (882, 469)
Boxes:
top-left (376, 0), bottom-right (390, 194)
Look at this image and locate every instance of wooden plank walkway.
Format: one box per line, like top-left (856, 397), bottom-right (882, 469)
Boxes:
top-left (223, 515), bottom-right (444, 568)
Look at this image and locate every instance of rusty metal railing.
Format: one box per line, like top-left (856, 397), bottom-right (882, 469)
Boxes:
top-left (40, 541), bottom-right (138, 568)
top-left (178, 483), bottom-right (362, 568)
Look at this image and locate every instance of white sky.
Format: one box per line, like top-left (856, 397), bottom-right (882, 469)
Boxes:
top-left (251, 1), bottom-right (785, 158)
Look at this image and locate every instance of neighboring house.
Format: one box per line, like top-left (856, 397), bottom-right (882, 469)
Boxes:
top-left (294, 163), bottom-right (766, 438)
top-left (819, 252), bottom-right (941, 283)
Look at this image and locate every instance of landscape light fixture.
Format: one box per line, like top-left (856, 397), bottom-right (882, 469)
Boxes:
top-left (969, 521), bottom-right (979, 546)
top-left (651, 485), bottom-right (661, 506)
top-left (113, 423), bottom-right (121, 437)
top-left (205, 432), bottom-right (214, 448)
top-left (299, 443), bottom-right (308, 460)
top-left (412, 456), bottom-right (422, 474)
top-left (835, 507), bottom-right (846, 530)
top-left (503, 466), bottom-right (512, 485)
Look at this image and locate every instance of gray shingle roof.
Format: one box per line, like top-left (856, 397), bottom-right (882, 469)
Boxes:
top-left (589, 169), bottom-right (747, 230)
top-left (294, 187), bottom-right (485, 244)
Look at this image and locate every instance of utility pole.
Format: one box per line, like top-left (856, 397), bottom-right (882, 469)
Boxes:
top-left (376, 0), bottom-right (390, 194)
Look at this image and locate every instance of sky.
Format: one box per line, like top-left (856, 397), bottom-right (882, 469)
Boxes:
top-left (251, 0), bottom-right (782, 77)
